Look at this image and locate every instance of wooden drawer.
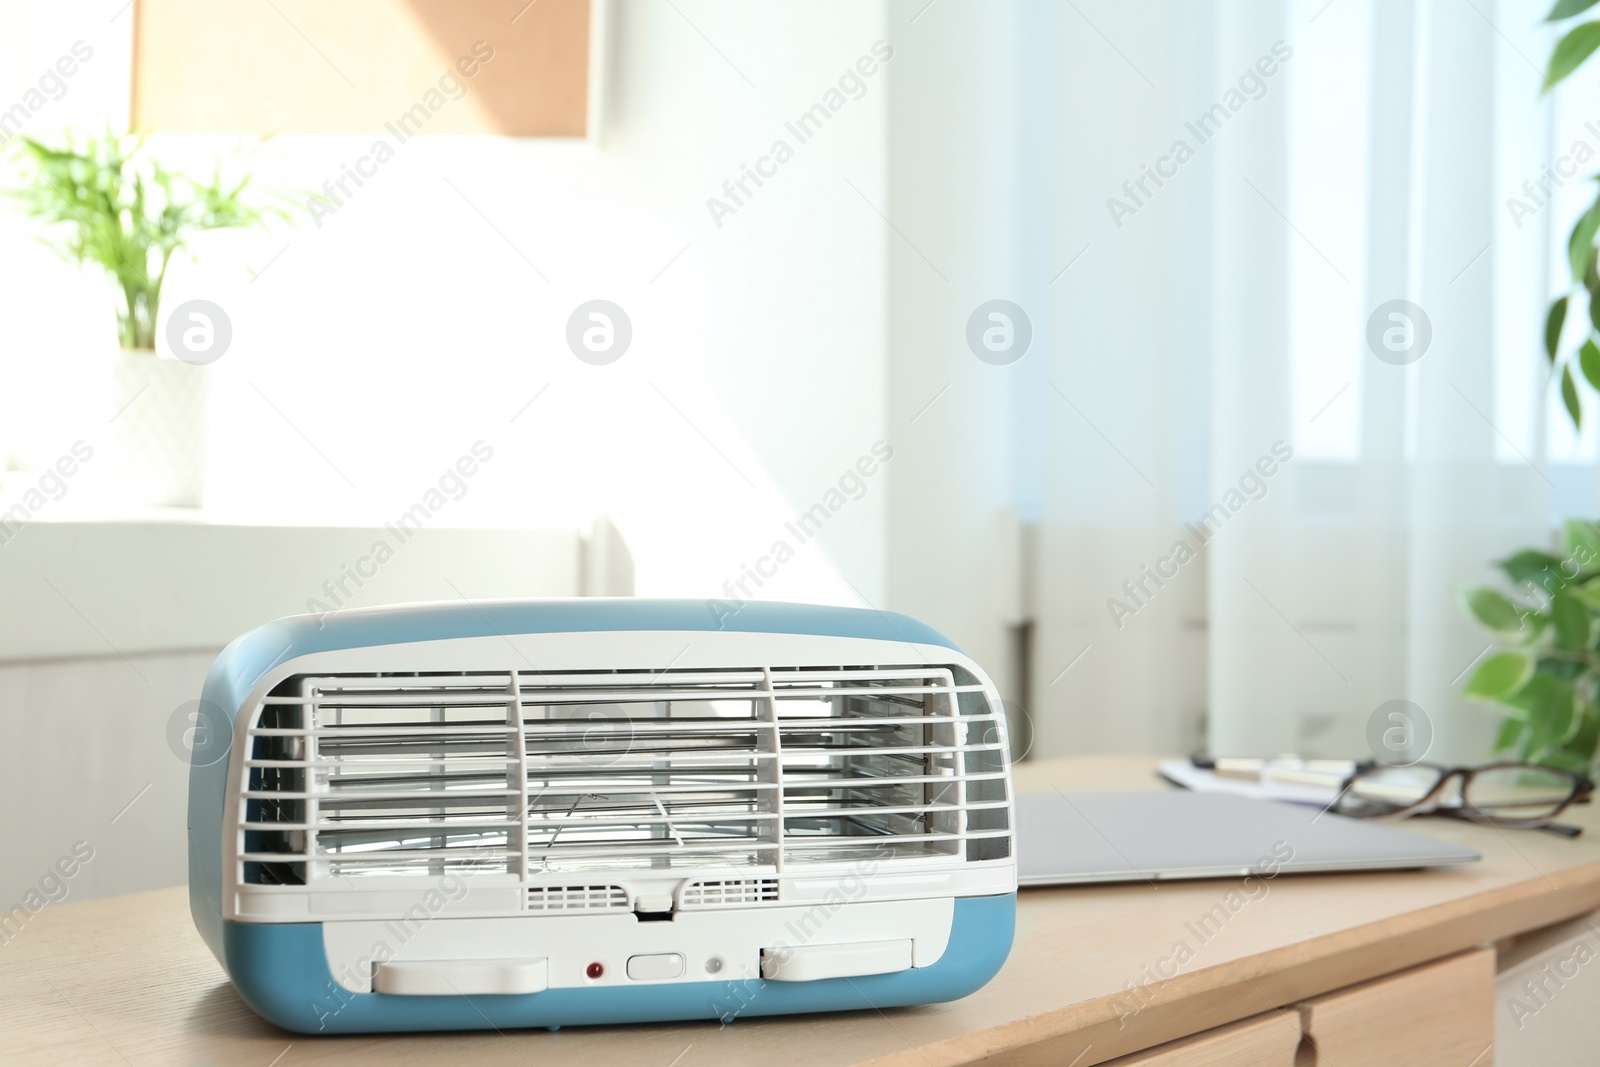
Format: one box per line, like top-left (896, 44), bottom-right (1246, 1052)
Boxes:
top-left (1100, 1011), bottom-right (1302, 1065)
top-left (1494, 910), bottom-right (1600, 1066)
top-left (1296, 947), bottom-right (1495, 1066)
top-left (1101, 948), bottom-right (1494, 1066)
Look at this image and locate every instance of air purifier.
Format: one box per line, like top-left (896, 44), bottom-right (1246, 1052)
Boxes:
top-left (187, 599), bottom-right (1017, 1033)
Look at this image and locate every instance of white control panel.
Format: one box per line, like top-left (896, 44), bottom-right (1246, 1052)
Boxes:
top-left (322, 897), bottom-right (956, 994)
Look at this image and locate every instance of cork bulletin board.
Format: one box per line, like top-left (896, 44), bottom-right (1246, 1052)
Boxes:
top-left (131, 0), bottom-right (592, 137)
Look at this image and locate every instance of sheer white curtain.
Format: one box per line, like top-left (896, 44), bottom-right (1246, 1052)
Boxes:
top-left (1031, 0), bottom-right (1573, 763)
top-left (1032, 1), bottom-right (1220, 759)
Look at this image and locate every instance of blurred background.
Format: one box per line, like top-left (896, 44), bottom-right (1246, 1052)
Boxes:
top-left (2, 0), bottom-right (1597, 904)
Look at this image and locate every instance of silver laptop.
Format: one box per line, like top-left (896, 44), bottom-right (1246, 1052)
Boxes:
top-left (1016, 791), bottom-right (1481, 886)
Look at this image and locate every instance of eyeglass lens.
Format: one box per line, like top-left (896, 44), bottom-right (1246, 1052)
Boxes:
top-left (1461, 766), bottom-right (1576, 821)
top-left (1338, 765), bottom-right (1446, 817)
top-left (1337, 764), bottom-right (1576, 822)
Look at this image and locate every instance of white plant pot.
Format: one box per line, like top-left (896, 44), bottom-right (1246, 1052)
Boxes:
top-left (109, 351), bottom-right (209, 508)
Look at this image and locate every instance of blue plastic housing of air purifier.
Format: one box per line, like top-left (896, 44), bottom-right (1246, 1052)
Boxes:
top-left (188, 599), bottom-right (1017, 1033)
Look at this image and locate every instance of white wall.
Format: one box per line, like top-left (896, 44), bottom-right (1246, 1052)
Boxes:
top-left (0, 650), bottom-right (213, 911)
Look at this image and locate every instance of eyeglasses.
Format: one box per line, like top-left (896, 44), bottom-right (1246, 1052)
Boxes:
top-left (1332, 762), bottom-right (1595, 832)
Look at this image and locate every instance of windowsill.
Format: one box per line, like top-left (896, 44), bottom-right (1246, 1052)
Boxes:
top-left (0, 520), bottom-right (589, 664)
top-left (0, 499), bottom-right (560, 532)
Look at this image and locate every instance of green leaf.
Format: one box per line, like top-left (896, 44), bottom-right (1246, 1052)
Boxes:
top-left (1498, 549), bottom-right (1568, 595)
top-left (1494, 716), bottom-right (1525, 752)
top-left (1537, 748), bottom-right (1591, 774)
top-left (1582, 340), bottom-right (1600, 392)
top-left (1526, 678), bottom-right (1579, 754)
top-left (1552, 591), bottom-right (1592, 650)
top-left (1464, 651), bottom-right (1536, 701)
top-left (1573, 202), bottom-right (1600, 282)
top-left (1548, 22), bottom-right (1600, 92)
top-left (1564, 694), bottom-right (1587, 743)
top-left (1463, 588), bottom-right (1527, 632)
top-left (1548, 0), bottom-right (1600, 21)
top-left (1537, 656), bottom-right (1584, 680)
top-left (1548, 297), bottom-right (1571, 364)
top-left (1564, 363), bottom-right (1583, 428)
top-left (1570, 575), bottom-right (1600, 613)
top-left (1522, 612), bottom-right (1554, 643)
top-left (1564, 706), bottom-right (1600, 767)
top-left (1567, 518), bottom-right (1600, 570)
top-left (1505, 611), bottom-right (1555, 647)
top-left (1504, 673), bottom-right (1570, 720)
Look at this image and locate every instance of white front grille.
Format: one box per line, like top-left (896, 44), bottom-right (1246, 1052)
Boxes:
top-left (681, 877), bottom-right (780, 907)
top-left (526, 884), bottom-right (630, 911)
top-left (237, 664), bottom-right (1010, 903)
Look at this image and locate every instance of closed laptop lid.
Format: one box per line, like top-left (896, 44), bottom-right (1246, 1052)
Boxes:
top-left (1016, 790), bottom-right (1481, 886)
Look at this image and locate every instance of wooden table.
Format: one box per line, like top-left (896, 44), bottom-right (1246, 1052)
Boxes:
top-left (5, 756), bottom-right (1598, 1066)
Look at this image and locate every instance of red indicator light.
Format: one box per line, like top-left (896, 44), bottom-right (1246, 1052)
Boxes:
top-left (586, 962), bottom-right (605, 979)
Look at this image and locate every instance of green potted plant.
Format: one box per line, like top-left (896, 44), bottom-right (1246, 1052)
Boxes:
top-left (9, 131), bottom-right (269, 507)
top-left (1461, 521), bottom-right (1600, 774)
top-left (1460, 1), bottom-right (1600, 773)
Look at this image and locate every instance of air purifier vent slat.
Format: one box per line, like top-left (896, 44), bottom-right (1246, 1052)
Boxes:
top-left (250, 714), bottom-right (999, 737)
top-left (241, 664), bottom-right (1011, 893)
top-left (681, 877), bottom-right (780, 906)
top-left (526, 884), bottom-right (630, 911)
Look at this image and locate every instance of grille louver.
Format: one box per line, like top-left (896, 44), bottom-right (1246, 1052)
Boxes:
top-left (526, 884), bottom-right (630, 911)
top-left (239, 665), bottom-right (1010, 900)
top-left (681, 877), bottom-right (780, 906)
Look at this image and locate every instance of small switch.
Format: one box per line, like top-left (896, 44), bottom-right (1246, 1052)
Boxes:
top-left (627, 953), bottom-right (686, 981)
